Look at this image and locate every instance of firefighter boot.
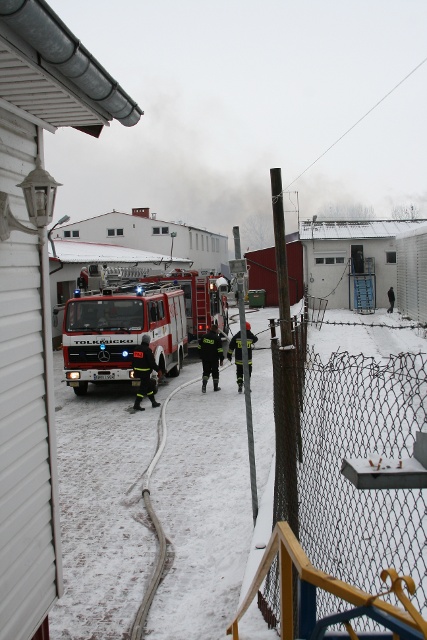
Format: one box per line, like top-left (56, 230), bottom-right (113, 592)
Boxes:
top-left (238, 383), bottom-right (243, 393)
top-left (213, 381), bottom-right (221, 392)
top-left (202, 377), bottom-right (208, 393)
top-left (133, 397), bottom-right (145, 411)
top-left (150, 395), bottom-right (161, 408)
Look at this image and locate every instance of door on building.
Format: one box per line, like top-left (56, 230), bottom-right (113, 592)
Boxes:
top-left (351, 245), bottom-right (364, 274)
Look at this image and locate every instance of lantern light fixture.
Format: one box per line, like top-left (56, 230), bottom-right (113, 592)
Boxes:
top-left (0, 157), bottom-right (62, 242)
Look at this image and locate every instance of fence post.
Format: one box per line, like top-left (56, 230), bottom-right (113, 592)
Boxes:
top-left (270, 167), bottom-right (300, 539)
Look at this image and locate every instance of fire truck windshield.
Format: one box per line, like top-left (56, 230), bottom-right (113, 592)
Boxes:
top-left (66, 299), bottom-right (145, 332)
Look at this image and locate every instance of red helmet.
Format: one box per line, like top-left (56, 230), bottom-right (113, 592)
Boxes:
top-left (245, 321), bottom-right (251, 330)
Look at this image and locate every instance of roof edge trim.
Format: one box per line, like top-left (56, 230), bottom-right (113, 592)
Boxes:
top-left (0, 0), bottom-right (143, 127)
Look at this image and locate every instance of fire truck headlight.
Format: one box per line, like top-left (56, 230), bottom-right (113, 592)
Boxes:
top-left (66, 371), bottom-right (80, 380)
top-left (122, 350), bottom-right (129, 357)
top-left (129, 370), bottom-right (136, 379)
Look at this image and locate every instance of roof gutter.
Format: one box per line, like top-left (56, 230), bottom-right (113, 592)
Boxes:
top-left (0, 0), bottom-right (143, 127)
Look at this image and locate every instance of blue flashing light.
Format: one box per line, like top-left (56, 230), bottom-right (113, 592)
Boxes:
top-left (74, 289), bottom-right (81, 298)
top-left (122, 350), bottom-right (129, 358)
top-left (136, 285), bottom-right (144, 296)
top-left (100, 342), bottom-right (106, 351)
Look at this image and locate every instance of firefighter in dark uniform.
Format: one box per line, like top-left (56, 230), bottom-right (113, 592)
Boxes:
top-left (198, 324), bottom-right (224, 393)
top-left (227, 321), bottom-right (258, 393)
top-left (132, 334), bottom-right (162, 411)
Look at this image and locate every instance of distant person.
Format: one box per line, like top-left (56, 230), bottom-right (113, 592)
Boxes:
top-left (198, 325), bottom-right (224, 393)
top-left (227, 321), bottom-right (258, 393)
top-left (132, 334), bottom-right (162, 411)
top-left (354, 250), bottom-right (364, 274)
top-left (387, 287), bottom-right (395, 314)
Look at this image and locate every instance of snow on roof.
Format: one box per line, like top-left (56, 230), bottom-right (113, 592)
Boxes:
top-left (299, 219), bottom-right (427, 240)
top-left (395, 221), bottom-right (427, 240)
top-left (48, 239), bottom-right (192, 264)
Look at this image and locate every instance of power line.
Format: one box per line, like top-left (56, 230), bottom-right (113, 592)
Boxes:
top-left (272, 54), bottom-right (427, 203)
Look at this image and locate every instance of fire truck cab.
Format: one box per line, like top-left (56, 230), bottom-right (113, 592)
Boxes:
top-left (61, 282), bottom-right (187, 396)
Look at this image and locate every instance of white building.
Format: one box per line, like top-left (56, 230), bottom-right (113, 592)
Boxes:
top-left (0, 3), bottom-right (142, 639)
top-left (300, 219), bottom-right (427, 311)
top-left (396, 223), bottom-right (427, 323)
top-left (54, 207), bottom-right (230, 277)
top-left (49, 239), bottom-right (192, 347)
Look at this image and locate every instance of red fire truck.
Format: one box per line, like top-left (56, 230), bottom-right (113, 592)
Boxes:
top-left (138, 269), bottom-right (230, 343)
top-left (61, 283), bottom-right (187, 396)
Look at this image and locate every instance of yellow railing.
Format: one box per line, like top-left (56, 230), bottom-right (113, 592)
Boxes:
top-left (226, 521), bottom-right (427, 640)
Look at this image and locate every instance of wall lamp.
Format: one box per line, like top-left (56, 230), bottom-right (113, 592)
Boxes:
top-left (0, 157), bottom-right (62, 242)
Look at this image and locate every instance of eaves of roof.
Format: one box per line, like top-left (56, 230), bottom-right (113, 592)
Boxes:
top-left (299, 219), bottom-right (427, 241)
top-left (0, 0), bottom-right (143, 136)
top-left (48, 239), bottom-right (192, 265)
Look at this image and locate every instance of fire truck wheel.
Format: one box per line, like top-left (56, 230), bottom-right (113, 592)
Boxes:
top-left (73, 382), bottom-right (88, 396)
top-left (168, 350), bottom-right (183, 378)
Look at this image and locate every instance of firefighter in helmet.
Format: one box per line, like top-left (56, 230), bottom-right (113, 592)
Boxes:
top-left (227, 321), bottom-right (258, 393)
top-left (132, 334), bottom-right (162, 411)
top-left (198, 324), bottom-right (224, 393)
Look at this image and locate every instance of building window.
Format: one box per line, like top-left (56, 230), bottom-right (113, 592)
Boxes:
top-left (201, 235), bottom-right (204, 251)
top-left (215, 238), bottom-right (219, 252)
top-left (117, 228), bottom-right (124, 236)
top-left (63, 230), bottom-right (71, 238)
top-left (315, 255), bottom-right (346, 265)
top-left (161, 227), bottom-right (169, 235)
top-left (107, 229), bottom-right (115, 236)
top-left (196, 233), bottom-right (199, 250)
top-left (207, 236), bottom-right (209, 252)
top-left (189, 231), bottom-right (192, 249)
top-left (386, 251), bottom-right (396, 264)
top-left (153, 227), bottom-right (160, 235)
top-left (211, 237), bottom-right (215, 252)
top-left (72, 230), bottom-right (79, 238)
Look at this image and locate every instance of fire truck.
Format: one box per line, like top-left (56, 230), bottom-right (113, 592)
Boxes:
top-left (138, 269), bottom-right (230, 343)
top-left (60, 279), bottom-right (187, 396)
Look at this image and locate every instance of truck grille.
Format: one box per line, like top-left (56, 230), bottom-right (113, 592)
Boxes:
top-left (67, 347), bottom-right (133, 365)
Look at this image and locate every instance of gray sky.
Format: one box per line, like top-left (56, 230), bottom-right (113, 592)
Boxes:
top-left (45, 0), bottom-right (427, 242)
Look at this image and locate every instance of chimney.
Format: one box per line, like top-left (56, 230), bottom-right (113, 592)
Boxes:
top-left (132, 207), bottom-right (150, 218)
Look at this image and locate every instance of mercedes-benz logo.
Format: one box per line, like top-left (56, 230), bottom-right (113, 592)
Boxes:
top-left (98, 350), bottom-right (111, 362)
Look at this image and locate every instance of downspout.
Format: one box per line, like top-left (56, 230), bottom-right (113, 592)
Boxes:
top-left (35, 133), bottom-right (63, 597)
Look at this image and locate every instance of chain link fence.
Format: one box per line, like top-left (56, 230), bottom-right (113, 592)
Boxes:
top-left (260, 315), bottom-right (427, 636)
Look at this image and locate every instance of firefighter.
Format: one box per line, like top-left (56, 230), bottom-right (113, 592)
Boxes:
top-left (198, 324), bottom-right (224, 393)
top-left (227, 321), bottom-right (258, 393)
top-left (132, 334), bottom-right (162, 411)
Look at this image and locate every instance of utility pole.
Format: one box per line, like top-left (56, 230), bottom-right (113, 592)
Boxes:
top-left (270, 168), bottom-right (299, 538)
top-left (230, 226), bottom-right (258, 525)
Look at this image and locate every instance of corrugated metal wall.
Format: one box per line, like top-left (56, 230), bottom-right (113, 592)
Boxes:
top-left (244, 242), bottom-right (304, 306)
top-left (396, 230), bottom-right (427, 323)
top-left (0, 107), bottom-right (60, 640)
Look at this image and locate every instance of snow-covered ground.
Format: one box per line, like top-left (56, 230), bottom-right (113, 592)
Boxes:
top-left (48, 303), bottom-right (427, 640)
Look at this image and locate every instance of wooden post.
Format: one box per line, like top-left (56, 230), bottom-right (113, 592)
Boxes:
top-left (270, 167), bottom-right (299, 540)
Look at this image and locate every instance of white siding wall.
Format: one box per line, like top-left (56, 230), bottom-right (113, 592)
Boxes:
top-left (0, 107), bottom-right (61, 640)
top-left (303, 238), bottom-right (397, 310)
top-left (396, 226), bottom-right (427, 323)
top-left (59, 213), bottom-right (229, 274)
